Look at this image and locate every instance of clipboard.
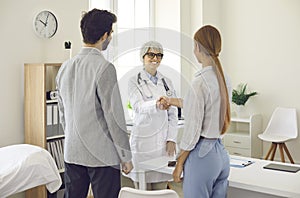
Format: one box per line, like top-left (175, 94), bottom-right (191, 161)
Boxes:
top-left (230, 157), bottom-right (254, 168)
top-left (263, 163), bottom-right (300, 173)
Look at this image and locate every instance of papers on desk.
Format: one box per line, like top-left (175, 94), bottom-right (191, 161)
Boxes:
top-left (230, 157), bottom-right (254, 168)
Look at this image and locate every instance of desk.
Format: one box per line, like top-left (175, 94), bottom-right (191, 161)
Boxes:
top-left (138, 155), bottom-right (300, 198)
top-left (126, 119), bottom-right (184, 131)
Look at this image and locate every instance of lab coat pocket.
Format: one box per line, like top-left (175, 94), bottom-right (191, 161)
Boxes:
top-left (198, 139), bottom-right (217, 158)
top-left (135, 113), bottom-right (152, 127)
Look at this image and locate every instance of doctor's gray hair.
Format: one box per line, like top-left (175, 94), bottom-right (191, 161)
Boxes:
top-left (140, 41), bottom-right (164, 62)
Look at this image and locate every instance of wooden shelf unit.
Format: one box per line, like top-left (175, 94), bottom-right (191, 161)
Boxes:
top-left (24, 63), bottom-right (62, 198)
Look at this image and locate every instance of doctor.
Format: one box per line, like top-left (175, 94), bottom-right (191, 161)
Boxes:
top-left (128, 41), bottom-right (178, 190)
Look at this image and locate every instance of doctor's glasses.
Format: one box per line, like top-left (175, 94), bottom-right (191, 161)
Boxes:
top-left (145, 52), bottom-right (164, 60)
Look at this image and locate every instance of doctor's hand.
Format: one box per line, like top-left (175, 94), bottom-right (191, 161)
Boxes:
top-left (159, 96), bottom-right (183, 108)
top-left (156, 97), bottom-right (170, 110)
top-left (166, 141), bottom-right (176, 156)
top-left (121, 161), bottom-right (133, 174)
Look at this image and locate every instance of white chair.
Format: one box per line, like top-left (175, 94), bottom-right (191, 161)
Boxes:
top-left (118, 187), bottom-right (179, 198)
top-left (258, 107), bottom-right (298, 163)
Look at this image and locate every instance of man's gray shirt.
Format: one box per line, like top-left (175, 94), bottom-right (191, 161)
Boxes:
top-left (56, 47), bottom-right (132, 167)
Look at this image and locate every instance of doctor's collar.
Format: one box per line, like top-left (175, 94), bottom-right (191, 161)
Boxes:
top-left (142, 69), bottom-right (165, 80)
top-left (143, 69), bottom-right (157, 78)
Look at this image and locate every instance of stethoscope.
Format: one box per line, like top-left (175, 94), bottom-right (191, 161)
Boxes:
top-left (137, 72), bottom-right (172, 99)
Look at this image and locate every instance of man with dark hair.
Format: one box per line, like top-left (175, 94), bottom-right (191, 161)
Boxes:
top-left (56, 9), bottom-right (133, 198)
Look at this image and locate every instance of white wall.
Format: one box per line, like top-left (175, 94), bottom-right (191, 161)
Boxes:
top-left (203, 0), bottom-right (300, 163)
top-left (0, 0), bottom-right (88, 148)
top-left (1, 1), bottom-right (88, 197)
top-left (179, 0), bottom-right (203, 97)
top-left (153, 0), bottom-right (182, 97)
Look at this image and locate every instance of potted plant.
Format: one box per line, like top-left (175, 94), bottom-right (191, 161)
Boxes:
top-left (232, 83), bottom-right (258, 117)
top-left (127, 101), bottom-right (134, 119)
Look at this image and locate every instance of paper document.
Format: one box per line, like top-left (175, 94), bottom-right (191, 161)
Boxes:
top-left (230, 157), bottom-right (254, 168)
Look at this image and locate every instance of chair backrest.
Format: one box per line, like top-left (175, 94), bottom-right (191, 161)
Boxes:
top-left (264, 107), bottom-right (298, 138)
top-left (118, 187), bottom-right (179, 198)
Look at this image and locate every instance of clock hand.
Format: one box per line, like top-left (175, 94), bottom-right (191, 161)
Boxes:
top-left (39, 19), bottom-right (47, 27)
top-left (45, 13), bottom-right (49, 25)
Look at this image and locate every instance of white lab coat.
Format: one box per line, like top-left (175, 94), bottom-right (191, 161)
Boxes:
top-left (127, 70), bottom-right (178, 183)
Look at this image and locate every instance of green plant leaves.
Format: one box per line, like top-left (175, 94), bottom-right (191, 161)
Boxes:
top-left (232, 83), bottom-right (257, 105)
top-left (127, 101), bottom-right (132, 109)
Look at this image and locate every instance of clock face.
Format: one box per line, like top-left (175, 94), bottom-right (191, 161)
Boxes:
top-left (34, 11), bottom-right (58, 38)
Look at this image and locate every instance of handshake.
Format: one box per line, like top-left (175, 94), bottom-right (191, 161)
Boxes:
top-left (156, 96), bottom-right (183, 110)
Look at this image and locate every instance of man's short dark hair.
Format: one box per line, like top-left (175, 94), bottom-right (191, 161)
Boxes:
top-left (80, 9), bottom-right (117, 44)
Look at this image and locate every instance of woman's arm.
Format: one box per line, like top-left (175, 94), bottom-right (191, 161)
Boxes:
top-left (158, 96), bottom-right (183, 108)
top-left (173, 149), bottom-right (190, 182)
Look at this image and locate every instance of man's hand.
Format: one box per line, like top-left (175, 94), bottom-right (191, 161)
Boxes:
top-left (121, 161), bottom-right (133, 174)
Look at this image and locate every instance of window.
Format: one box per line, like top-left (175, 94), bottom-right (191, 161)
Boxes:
top-left (89, 0), bottom-right (181, 119)
top-left (113, 0), bottom-right (152, 77)
top-left (89, 0), bottom-right (152, 76)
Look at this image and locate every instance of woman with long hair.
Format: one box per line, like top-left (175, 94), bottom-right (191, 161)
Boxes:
top-left (172, 25), bottom-right (231, 198)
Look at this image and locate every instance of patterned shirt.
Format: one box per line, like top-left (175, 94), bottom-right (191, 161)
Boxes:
top-left (180, 66), bottom-right (231, 151)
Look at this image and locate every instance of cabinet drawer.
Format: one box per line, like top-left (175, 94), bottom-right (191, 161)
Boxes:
top-left (224, 134), bottom-right (250, 149)
top-left (226, 146), bottom-right (251, 157)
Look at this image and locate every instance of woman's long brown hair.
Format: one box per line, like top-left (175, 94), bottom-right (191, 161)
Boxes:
top-left (194, 25), bottom-right (230, 134)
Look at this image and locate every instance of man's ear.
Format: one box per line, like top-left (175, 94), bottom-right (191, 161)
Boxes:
top-left (100, 32), bottom-right (108, 41)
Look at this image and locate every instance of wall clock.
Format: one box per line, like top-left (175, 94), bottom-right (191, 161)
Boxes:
top-left (33, 10), bottom-right (58, 38)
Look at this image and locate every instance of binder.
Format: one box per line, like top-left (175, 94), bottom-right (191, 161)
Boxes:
top-left (53, 104), bottom-right (58, 125)
top-left (46, 105), bottom-right (53, 125)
